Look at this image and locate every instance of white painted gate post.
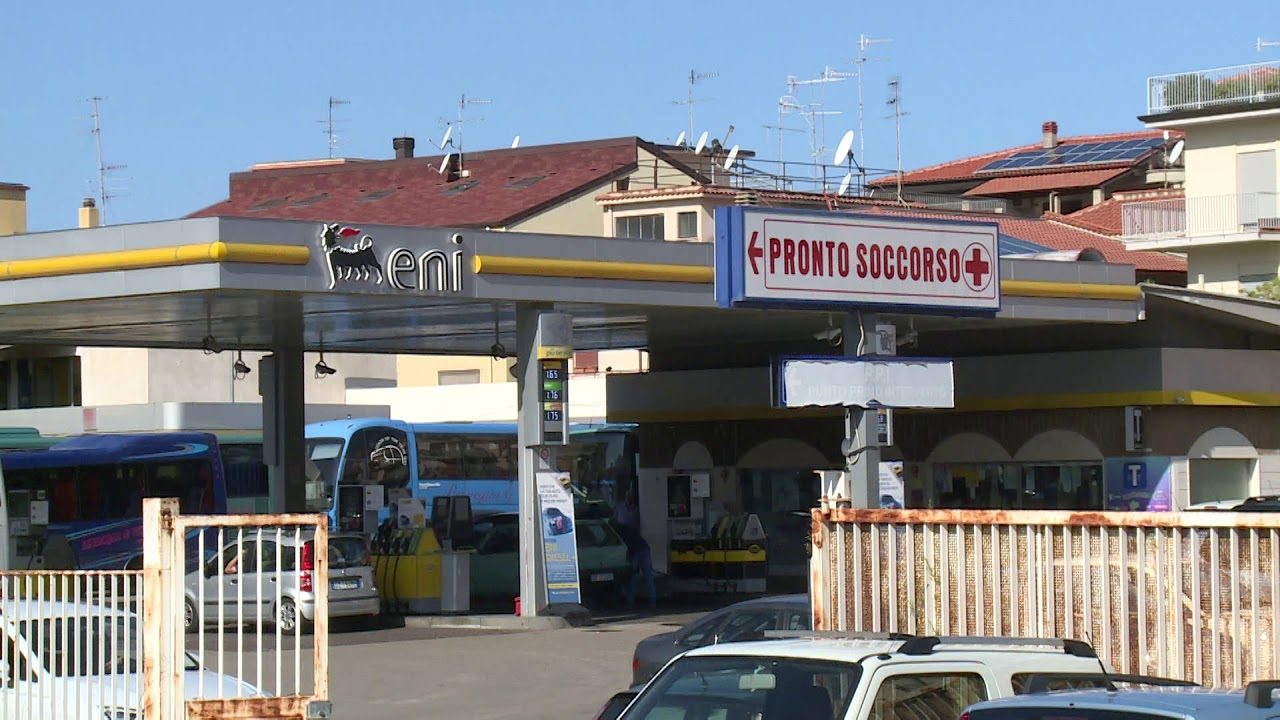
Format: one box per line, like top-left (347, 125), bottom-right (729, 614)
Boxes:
top-left (142, 498), bottom-right (182, 719)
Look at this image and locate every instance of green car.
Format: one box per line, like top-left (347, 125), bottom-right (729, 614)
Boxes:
top-left (469, 511), bottom-right (631, 607)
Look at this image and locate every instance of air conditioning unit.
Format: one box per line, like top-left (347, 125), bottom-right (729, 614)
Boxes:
top-left (1258, 217), bottom-right (1280, 231)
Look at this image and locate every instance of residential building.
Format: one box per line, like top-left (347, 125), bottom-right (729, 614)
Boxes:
top-left (869, 121), bottom-right (1184, 219)
top-left (0, 183), bottom-right (27, 236)
top-left (1123, 59), bottom-right (1280, 294)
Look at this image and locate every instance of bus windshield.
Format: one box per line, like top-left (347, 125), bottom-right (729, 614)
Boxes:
top-left (306, 437), bottom-right (344, 501)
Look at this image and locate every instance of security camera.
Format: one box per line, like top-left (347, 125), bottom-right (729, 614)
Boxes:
top-left (813, 327), bottom-right (843, 347)
top-left (314, 360), bottom-right (337, 378)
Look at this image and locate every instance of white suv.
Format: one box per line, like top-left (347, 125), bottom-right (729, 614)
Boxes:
top-left (963, 681), bottom-right (1280, 719)
top-left (618, 633), bottom-right (1114, 719)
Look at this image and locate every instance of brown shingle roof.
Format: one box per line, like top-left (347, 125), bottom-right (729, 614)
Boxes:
top-left (190, 137), bottom-right (668, 228)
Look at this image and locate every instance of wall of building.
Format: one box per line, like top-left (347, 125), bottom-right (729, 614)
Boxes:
top-left (1186, 242), bottom-right (1280, 292)
top-left (0, 185), bottom-right (27, 236)
top-left (396, 355), bottom-right (515, 387)
top-left (1184, 115), bottom-right (1280, 203)
top-left (347, 373), bottom-right (611, 423)
top-left (507, 180), bottom-right (615, 237)
top-left (78, 347), bottom-right (396, 406)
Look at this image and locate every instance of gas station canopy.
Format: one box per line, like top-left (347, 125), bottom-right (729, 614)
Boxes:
top-left (0, 215), bottom-right (1141, 354)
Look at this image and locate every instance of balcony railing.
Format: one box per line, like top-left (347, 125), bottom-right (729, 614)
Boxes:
top-left (1123, 192), bottom-right (1280, 241)
top-left (1148, 60), bottom-right (1280, 115)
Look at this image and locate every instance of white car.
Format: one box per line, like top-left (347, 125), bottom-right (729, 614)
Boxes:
top-left (619, 633), bottom-right (1115, 719)
top-left (0, 600), bottom-right (263, 719)
top-left (963, 681), bottom-right (1280, 719)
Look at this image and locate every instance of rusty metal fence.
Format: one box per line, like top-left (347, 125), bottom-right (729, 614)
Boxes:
top-left (811, 507), bottom-right (1280, 688)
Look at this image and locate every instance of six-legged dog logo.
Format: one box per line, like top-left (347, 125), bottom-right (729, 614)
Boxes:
top-left (321, 223), bottom-right (384, 288)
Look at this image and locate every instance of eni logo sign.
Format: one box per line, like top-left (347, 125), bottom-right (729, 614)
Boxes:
top-left (320, 223), bottom-right (465, 293)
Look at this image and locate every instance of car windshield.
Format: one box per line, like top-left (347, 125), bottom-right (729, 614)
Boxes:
top-left (621, 655), bottom-right (859, 720)
top-left (969, 710), bottom-right (1173, 720)
top-left (16, 614), bottom-right (198, 677)
top-left (306, 438), bottom-right (344, 502)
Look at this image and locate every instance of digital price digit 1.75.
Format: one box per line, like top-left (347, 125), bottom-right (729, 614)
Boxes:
top-left (538, 358), bottom-right (569, 444)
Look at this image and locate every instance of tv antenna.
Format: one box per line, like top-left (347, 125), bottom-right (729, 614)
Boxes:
top-left (88, 96), bottom-right (126, 223)
top-left (886, 76), bottom-right (908, 203)
top-left (779, 95), bottom-right (842, 172)
top-left (851, 34), bottom-right (892, 171)
top-left (1260, 37), bottom-right (1280, 51)
top-left (673, 69), bottom-right (719, 143)
top-left (786, 67), bottom-right (852, 168)
top-left (453, 92), bottom-right (486, 158)
top-left (321, 96), bottom-right (351, 158)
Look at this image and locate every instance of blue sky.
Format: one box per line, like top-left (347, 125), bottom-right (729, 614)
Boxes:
top-left (4, 0), bottom-right (1275, 231)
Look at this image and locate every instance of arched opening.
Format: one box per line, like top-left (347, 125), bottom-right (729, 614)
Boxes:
top-left (924, 433), bottom-right (1012, 509)
top-left (1014, 430), bottom-right (1105, 510)
top-left (1188, 427), bottom-right (1258, 505)
top-left (736, 438), bottom-right (831, 591)
top-left (672, 440), bottom-right (713, 470)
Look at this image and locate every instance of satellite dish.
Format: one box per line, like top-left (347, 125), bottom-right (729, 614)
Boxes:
top-left (440, 125), bottom-right (453, 149)
top-left (1167, 139), bottom-right (1185, 165)
top-left (511, 135), bottom-right (521, 149)
top-left (675, 130), bottom-right (687, 148)
top-left (838, 172), bottom-right (852, 196)
top-left (694, 131), bottom-right (709, 155)
top-left (723, 145), bottom-right (740, 171)
top-left (438, 152), bottom-right (453, 174)
top-left (833, 130), bottom-right (855, 166)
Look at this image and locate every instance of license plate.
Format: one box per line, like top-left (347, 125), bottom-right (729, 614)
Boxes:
top-left (590, 572), bottom-right (614, 583)
top-left (331, 579), bottom-right (360, 591)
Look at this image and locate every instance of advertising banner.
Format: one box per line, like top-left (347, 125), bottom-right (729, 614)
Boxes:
top-left (778, 357), bottom-right (955, 409)
top-left (536, 471), bottom-right (582, 605)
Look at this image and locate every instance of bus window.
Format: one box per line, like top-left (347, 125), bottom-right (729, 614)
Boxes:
top-left (415, 433), bottom-right (462, 480)
top-left (462, 435), bottom-right (515, 480)
top-left (365, 428), bottom-right (410, 489)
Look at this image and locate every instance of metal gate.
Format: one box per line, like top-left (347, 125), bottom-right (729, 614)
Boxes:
top-left (145, 498), bottom-right (331, 720)
top-left (811, 507), bottom-right (1280, 688)
top-left (0, 499), bottom-right (330, 719)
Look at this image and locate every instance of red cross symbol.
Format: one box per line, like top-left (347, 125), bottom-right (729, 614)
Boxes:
top-left (963, 245), bottom-right (991, 291)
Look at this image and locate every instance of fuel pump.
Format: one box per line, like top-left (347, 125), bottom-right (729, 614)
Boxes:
top-left (8, 488), bottom-right (51, 569)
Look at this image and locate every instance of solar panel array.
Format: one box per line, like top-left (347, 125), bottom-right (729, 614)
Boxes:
top-left (978, 137), bottom-right (1164, 173)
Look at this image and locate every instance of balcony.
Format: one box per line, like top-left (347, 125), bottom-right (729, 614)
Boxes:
top-left (1147, 60), bottom-right (1280, 116)
top-left (1123, 193), bottom-right (1280, 246)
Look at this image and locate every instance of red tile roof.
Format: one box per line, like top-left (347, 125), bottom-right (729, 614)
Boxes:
top-left (854, 205), bottom-right (1186, 273)
top-left (1049, 187), bottom-right (1186, 236)
top-left (190, 137), bottom-right (669, 228)
top-left (871, 129), bottom-right (1180, 187)
top-left (962, 167), bottom-right (1130, 197)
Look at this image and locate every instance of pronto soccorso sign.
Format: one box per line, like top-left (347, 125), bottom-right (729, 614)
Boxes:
top-left (320, 223), bottom-right (466, 293)
top-left (715, 207), bottom-right (1000, 311)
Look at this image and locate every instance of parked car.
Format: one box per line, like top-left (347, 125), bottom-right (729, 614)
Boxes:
top-left (0, 600), bottom-right (264, 718)
top-left (620, 635), bottom-right (1113, 720)
top-left (631, 593), bottom-right (810, 686)
top-left (963, 681), bottom-right (1280, 719)
top-left (468, 512), bottom-right (630, 606)
top-left (184, 531), bottom-right (380, 633)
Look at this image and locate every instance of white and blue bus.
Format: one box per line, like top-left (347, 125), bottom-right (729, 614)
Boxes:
top-left (304, 419), bottom-right (637, 532)
top-left (1, 432), bottom-right (227, 570)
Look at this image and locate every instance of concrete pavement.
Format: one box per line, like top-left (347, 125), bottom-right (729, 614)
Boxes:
top-left (329, 612), bottom-right (697, 719)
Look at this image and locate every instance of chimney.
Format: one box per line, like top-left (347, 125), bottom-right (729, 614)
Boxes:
top-left (444, 153), bottom-right (463, 182)
top-left (393, 136), bottom-right (415, 160)
top-left (79, 198), bottom-right (100, 229)
top-left (0, 182), bottom-right (28, 235)
top-left (1042, 121), bottom-right (1059, 149)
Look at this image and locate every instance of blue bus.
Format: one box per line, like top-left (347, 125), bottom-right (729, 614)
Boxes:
top-left (303, 419), bottom-right (638, 532)
top-left (1, 432), bottom-right (227, 570)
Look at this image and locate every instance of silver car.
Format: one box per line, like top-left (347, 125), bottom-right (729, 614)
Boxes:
top-left (184, 531), bottom-right (379, 633)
